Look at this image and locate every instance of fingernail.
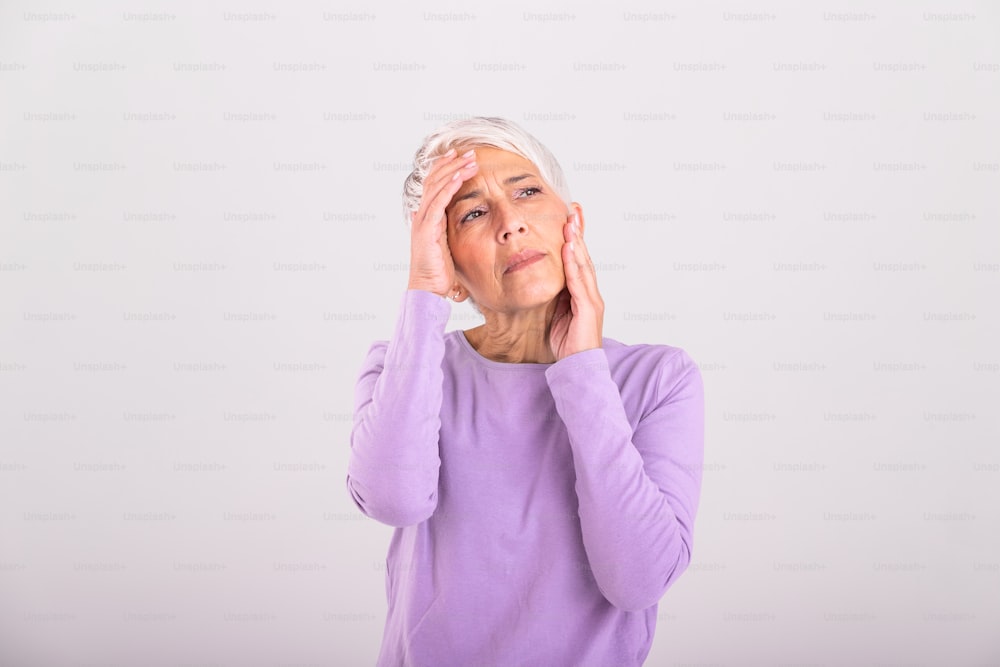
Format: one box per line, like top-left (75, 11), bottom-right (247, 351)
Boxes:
top-left (462, 149), bottom-right (475, 158)
top-left (445, 148), bottom-right (456, 156)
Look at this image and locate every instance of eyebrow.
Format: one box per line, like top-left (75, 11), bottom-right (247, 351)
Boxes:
top-left (448, 173), bottom-right (538, 209)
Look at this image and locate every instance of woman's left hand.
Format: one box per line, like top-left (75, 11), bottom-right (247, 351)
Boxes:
top-left (549, 211), bottom-right (605, 362)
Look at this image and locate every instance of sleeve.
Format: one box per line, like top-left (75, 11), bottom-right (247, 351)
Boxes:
top-left (345, 289), bottom-right (452, 528)
top-left (544, 346), bottom-right (705, 612)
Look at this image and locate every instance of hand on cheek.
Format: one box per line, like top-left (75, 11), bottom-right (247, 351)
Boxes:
top-left (548, 211), bottom-right (605, 362)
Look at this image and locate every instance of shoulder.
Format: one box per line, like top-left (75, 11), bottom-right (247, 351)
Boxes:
top-left (602, 337), bottom-right (702, 403)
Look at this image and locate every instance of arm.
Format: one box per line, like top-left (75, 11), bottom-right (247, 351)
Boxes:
top-left (345, 289), bottom-right (451, 527)
top-left (545, 347), bottom-right (705, 612)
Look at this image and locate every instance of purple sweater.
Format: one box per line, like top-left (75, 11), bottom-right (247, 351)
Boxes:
top-left (347, 289), bottom-right (705, 666)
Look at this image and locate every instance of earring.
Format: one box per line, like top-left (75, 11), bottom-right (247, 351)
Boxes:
top-left (452, 290), bottom-right (460, 300)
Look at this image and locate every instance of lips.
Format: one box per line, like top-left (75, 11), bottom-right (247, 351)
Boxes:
top-left (504, 249), bottom-right (545, 274)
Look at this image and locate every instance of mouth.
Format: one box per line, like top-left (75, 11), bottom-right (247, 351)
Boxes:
top-left (504, 249), bottom-right (545, 274)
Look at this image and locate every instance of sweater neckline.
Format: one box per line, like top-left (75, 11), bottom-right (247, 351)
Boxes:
top-left (453, 329), bottom-right (555, 370)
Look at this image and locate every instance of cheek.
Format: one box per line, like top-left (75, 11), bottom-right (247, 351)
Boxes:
top-left (451, 240), bottom-right (489, 274)
top-left (544, 207), bottom-right (569, 232)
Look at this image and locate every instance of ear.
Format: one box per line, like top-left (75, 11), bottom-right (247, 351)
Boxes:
top-left (568, 202), bottom-right (585, 236)
top-left (451, 283), bottom-right (468, 302)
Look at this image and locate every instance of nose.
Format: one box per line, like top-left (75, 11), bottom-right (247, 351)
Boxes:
top-left (494, 201), bottom-right (527, 242)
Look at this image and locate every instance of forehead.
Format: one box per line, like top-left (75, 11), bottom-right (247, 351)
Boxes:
top-left (446, 148), bottom-right (543, 214)
top-left (455, 146), bottom-right (537, 173)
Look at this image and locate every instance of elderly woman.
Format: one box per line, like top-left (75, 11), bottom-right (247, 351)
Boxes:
top-left (347, 116), bottom-right (704, 666)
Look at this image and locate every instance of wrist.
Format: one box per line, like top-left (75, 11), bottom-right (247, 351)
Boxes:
top-left (407, 283), bottom-right (447, 299)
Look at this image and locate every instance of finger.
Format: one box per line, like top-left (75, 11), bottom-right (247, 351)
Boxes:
top-left (418, 162), bottom-right (477, 233)
top-left (426, 147), bottom-right (456, 164)
top-left (424, 149), bottom-right (477, 194)
top-left (570, 218), bottom-right (597, 277)
top-left (565, 222), bottom-right (599, 301)
top-left (413, 152), bottom-right (475, 221)
top-left (561, 220), bottom-right (578, 280)
top-left (417, 156), bottom-right (477, 226)
top-left (562, 238), bottom-right (583, 296)
top-left (423, 147), bottom-right (458, 179)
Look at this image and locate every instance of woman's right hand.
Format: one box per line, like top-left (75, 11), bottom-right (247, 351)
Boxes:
top-left (407, 147), bottom-right (479, 297)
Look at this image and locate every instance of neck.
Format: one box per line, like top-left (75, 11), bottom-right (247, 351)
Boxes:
top-left (466, 299), bottom-right (559, 364)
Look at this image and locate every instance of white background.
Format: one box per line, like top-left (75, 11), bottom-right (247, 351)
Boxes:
top-left (1, 1), bottom-right (998, 665)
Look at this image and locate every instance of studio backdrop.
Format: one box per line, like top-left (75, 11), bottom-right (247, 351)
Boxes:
top-left (1, 1), bottom-right (997, 665)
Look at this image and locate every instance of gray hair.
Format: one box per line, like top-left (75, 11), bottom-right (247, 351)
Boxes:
top-left (401, 116), bottom-right (572, 227)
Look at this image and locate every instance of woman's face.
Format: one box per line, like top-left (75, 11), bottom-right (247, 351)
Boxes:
top-left (445, 146), bottom-right (582, 316)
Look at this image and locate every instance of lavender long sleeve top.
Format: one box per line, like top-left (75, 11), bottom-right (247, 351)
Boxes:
top-left (346, 289), bottom-right (705, 666)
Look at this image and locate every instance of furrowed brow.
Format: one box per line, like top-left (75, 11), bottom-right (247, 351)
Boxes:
top-left (448, 173), bottom-right (538, 209)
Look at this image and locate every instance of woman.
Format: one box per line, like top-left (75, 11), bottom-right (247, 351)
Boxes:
top-left (347, 116), bottom-right (705, 666)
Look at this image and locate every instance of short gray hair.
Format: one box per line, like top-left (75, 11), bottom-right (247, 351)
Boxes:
top-left (401, 116), bottom-right (572, 227)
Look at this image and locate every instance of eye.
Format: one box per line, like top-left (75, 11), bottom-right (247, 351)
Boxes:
top-left (459, 187), bottom-right (543, 224)
top-left (460, 208), bottom-right (485, 224)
